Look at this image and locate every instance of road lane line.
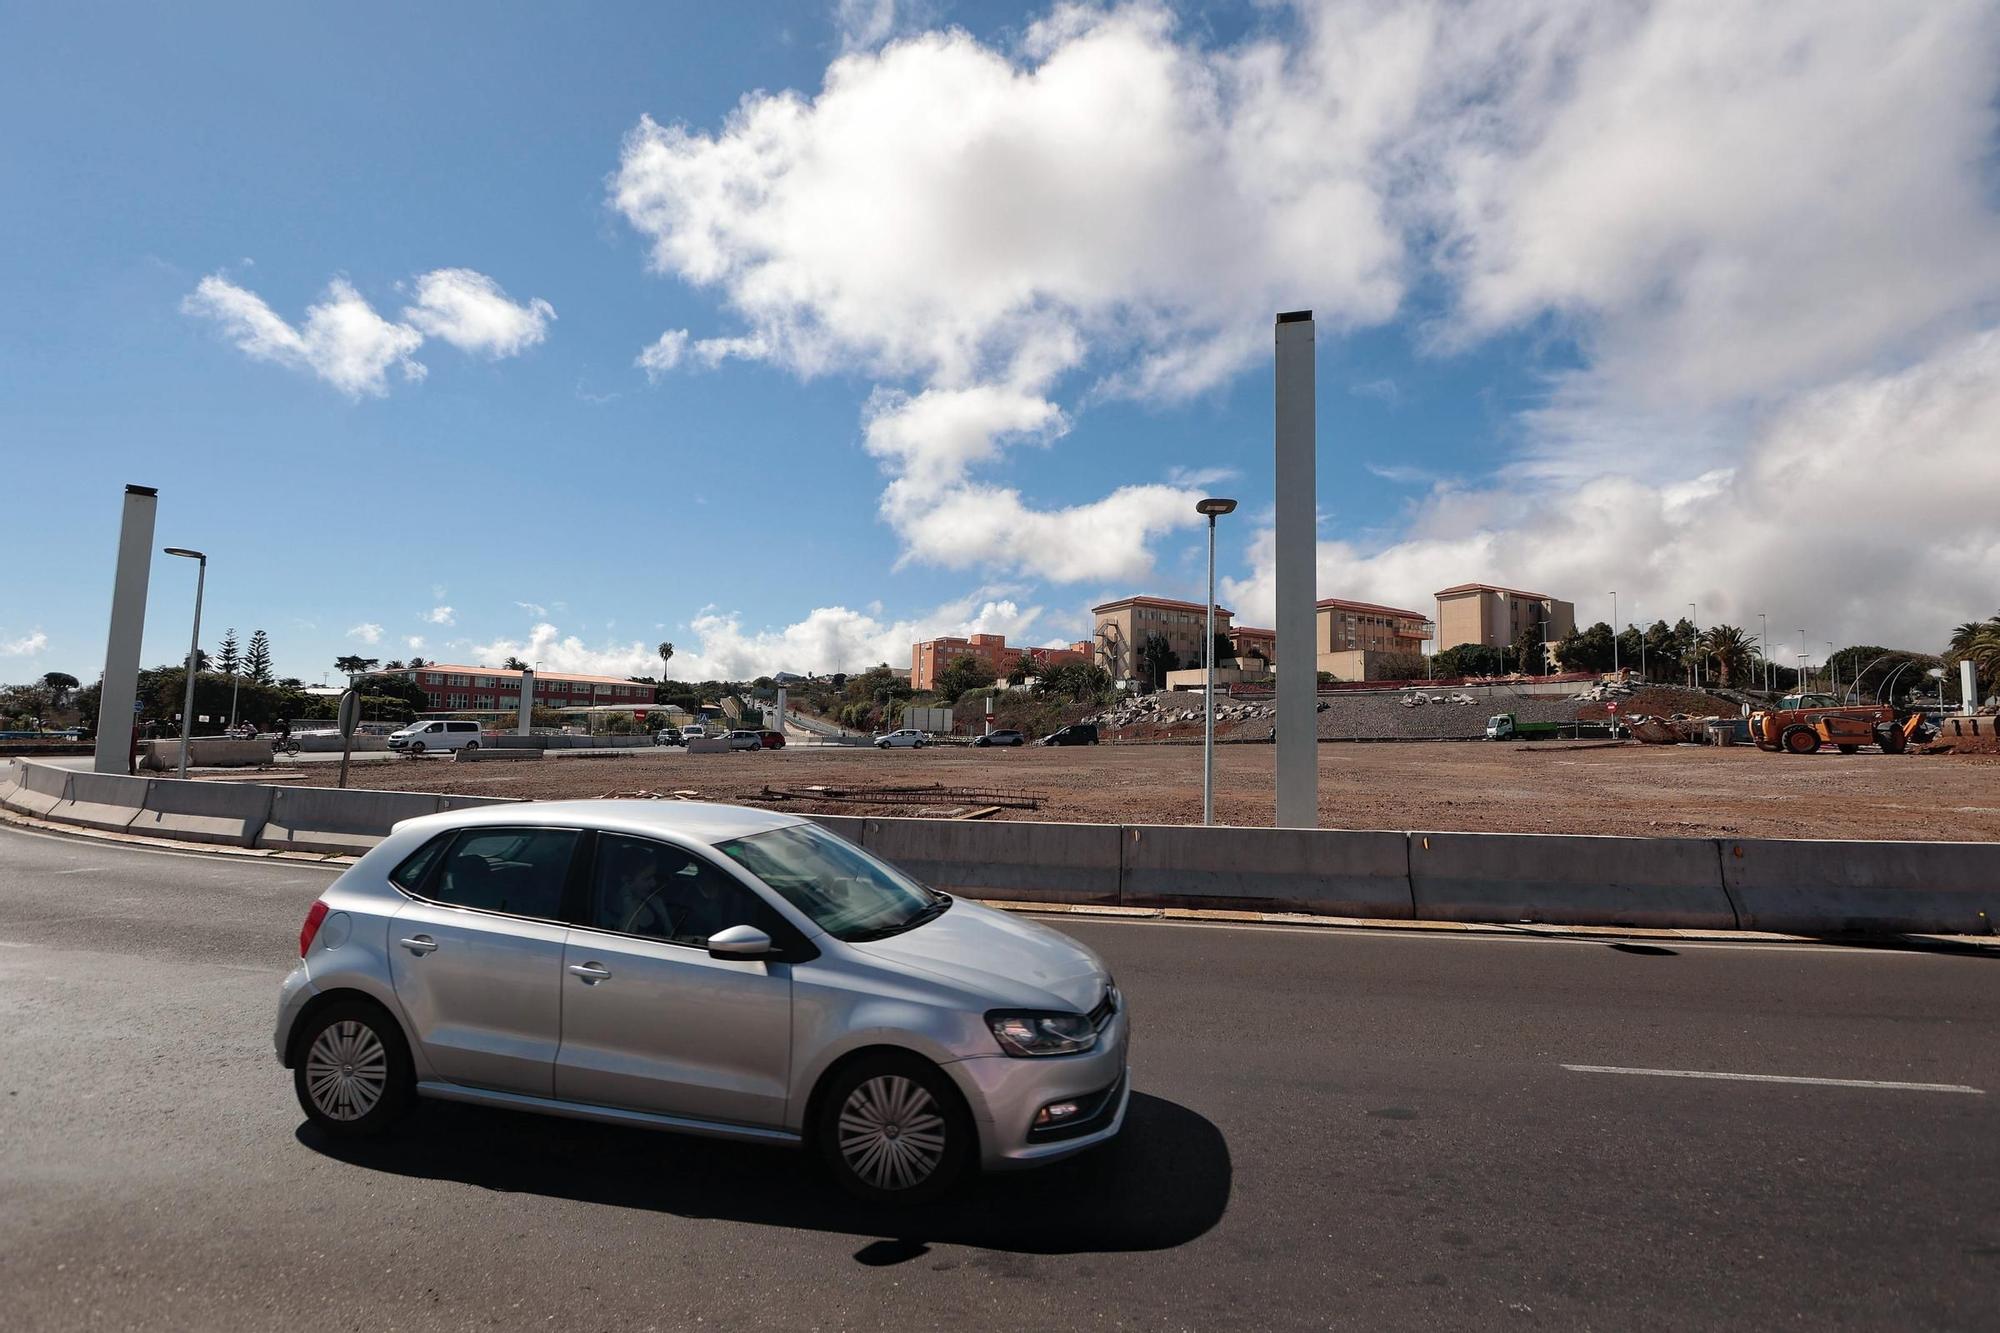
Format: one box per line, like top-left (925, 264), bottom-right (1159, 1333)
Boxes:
top-left (1561, 1064), bottom-right (1984, 1094)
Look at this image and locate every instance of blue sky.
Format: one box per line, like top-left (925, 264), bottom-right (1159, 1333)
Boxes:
top-left (4, 1), bottom-right (1998, 686)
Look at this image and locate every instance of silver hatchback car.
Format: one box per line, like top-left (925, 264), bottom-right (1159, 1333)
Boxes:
top-left (275, 801), bottom-right (1128, 1201)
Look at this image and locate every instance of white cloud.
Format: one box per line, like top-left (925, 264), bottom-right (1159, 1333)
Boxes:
top-left (401, 268), bottom-right (554, 357)
top-left (472, 593), bottom-right (1046, 683)
top-left (0, 630), bottom-right (49, 657)
top-left (345, 623), bottom-right (384, 645)
top-left (405, 636), bottom-right (426, 651)
top-left (613, 0), bottom-right (2000, 630)
top-left (1223, 328), bottom-right (2000, 652)
top-left (424, 606), bottom-right (456, 626)
top-left (635, 329), bottom-right (690, 380)
top-left (514, 601), bottom-right (547, 617)
top-left (185, 267), bottom-right (552, 395)
top-left (183, 276), bottom-right (424, 397)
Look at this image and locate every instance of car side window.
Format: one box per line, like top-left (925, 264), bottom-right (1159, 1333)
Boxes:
top-left (587, 832), bottom-right (777, 948)
top-left (423, 827), bottom-right (579, 920)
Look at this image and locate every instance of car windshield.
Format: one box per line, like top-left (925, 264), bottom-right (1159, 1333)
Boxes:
top-left (716, 823), bottom-right (949, 942)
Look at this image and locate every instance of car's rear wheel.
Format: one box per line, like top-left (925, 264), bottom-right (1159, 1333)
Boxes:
top-left (293, 1000), bottom-right (414, 1137)
top-left (1780, 725), bottom-right (1819, 754)
top-left (817, 1054), bottom-right (971, 1204)
top-left (462, 741), bottom-right (478, 752)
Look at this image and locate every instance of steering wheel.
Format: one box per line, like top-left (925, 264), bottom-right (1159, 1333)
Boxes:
top-left (619, 889), bottom-right (679, 937)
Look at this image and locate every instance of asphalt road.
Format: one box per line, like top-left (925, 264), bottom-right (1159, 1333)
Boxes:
top-left (1, 822), bottom-right (1995, 1330)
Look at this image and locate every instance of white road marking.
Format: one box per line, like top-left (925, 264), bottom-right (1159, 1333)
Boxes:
top-left (52, 867), bottom-right (102, 875)
top-left (1561, 1064), bottom-right (1984, 1094)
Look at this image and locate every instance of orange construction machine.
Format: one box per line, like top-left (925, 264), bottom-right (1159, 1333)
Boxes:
top-left (1747, 694), bottom-right (1926, 754)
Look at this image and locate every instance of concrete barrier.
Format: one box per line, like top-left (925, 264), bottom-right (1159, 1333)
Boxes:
top-left (686, 738), bottom-right (732, 754)
top-left (1409, 831), bottom-right (1737, 929)
top-left (296, 735), bottom-right (389, 753)
top-left (863, 817), bottom-right (1122, 906)
top-left (131, 778), bottom-right (275, 846)
top-left (802, 813), bottom-right (869, 845)
top-left (1722, 838), bottom-right (1999, 935)
top-left (142, 738), bottom-right (273, 770)
top-left (1121, 825), bottom-right (1414, 916)
top-left (453, 746), bottom-right (543, 762)
top-left (260, 787), bottom-right (474, 856)
top-left (50, 771), bottom-right (151, 835)
top-left (0, 761), bottom-right (23, 812)
top-left (5, 761), bottom-right (72, 818)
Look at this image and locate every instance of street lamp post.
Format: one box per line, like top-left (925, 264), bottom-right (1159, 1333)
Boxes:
top-left (164, 547), bottom-right (206, 780)
top-left (1824, 642), bottom-right (1835, 698)
top-left (1196, 497), bottom-right (1237, 826)
top-left (1688, 602), bottom-right (1700, 687)
top-left (1759, 613), bottom-right (1769, 693)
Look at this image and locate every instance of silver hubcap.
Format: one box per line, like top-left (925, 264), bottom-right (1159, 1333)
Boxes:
top-left (305, 1020), bottom-right (388, 1121)
top-left (838, 1075), bottom-right (946, 1190)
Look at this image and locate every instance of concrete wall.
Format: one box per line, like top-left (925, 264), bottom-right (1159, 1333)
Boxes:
top-left (141, 738), bottom-right (274, 769)
top-left (5, 759), bottom-right (1995, 935)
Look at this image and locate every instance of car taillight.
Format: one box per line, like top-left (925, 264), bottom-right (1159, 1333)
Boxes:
top-left (299, 900), bottom-right (330, 956)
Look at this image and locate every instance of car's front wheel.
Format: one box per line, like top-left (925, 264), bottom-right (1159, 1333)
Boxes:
top-left (293, 1000), bottom-right (415, 1137)
top-left (816, 1054), bottom-right (971, 1204)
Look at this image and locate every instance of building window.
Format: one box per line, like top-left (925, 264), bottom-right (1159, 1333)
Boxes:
top-left (476, 677), bottom-right (495, 688)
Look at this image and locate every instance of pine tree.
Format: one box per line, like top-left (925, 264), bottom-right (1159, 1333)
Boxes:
top-left (245, 629), bottom-right (274, 684)
top-left (216, 628), bottom-right (241, 677)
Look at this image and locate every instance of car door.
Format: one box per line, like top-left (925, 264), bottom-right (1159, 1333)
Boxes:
top-left (388, 825), bottom-right (580, 1097)
top-left (555, 832), bottom-right (794, 1128)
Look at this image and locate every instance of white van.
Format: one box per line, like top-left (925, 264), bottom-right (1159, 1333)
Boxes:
top-left (386, 719), bottom-right (483, 753)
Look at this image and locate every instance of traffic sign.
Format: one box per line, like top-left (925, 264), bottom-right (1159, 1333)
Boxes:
top-left (336, 690), bottom-right (360, 739)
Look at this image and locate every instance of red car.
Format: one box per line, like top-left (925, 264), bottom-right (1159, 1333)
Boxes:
top-left (759, 730), bottom-right (787, 749)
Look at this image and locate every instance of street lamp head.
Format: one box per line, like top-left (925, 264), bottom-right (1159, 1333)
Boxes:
top-left (163, 547), bottom-right (205, 561)
top-left (1196, 497), bottom-right (1238, 517)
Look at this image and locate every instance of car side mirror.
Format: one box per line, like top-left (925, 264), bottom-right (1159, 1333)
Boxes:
top-left (707, 924), bottom-right (774, 959)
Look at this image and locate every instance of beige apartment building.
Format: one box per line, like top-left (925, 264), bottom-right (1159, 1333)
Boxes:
top-left (1313, 597), bottom-right (1433, 679)
top-left (1093, 595), bottom-right (1234, 686)
top-left (1434, 583), bottom-right (1575, 650)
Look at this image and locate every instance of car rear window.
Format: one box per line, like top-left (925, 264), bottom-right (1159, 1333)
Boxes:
top-left (406, 827), bottom-right (579, 920)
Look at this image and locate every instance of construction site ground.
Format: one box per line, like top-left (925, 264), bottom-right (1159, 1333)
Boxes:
top-left (275, 742), bottom-right (2000, 841)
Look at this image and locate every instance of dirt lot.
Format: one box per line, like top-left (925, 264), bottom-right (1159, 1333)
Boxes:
top-left (288, 741), bottom-right (2000, 841)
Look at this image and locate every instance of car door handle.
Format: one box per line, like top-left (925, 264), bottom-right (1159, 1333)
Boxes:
top-left (567, 962), bottom-right (611, 982)
top-left (399, 935), bottom-right (438, 954)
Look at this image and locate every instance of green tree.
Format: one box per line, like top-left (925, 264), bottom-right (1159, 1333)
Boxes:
top-left (1512, 626), bottom-right (1547, 675)
top-left (1037, 661), bottom-right (1113, 704)
top-left (1554, 622), bottom-right (1616, 674)
top-left (407, 656), bottom-right (428, 670)
top-left (1694, 625), bottom-right (1755, 688)
top-left (658, 642), bottom-right (675, 682)
top-left (1006, 652), bottom-right (1035, 685)
top-left (215, 628), bottom-right (240, 677)
top-left (39, 671), bottom-right (79, 710)
top-left (934, 654), bottom-right (990, 704)
top-left (502, 655), bottom-right (529, 671)
top-left (1430, 643), bottom-right (1504, 678)
top-left (1137, 633), bottom-right (1179, 690)
top-left (245, 630), bottom-right (273, 684)
top-left (333, 655), bottom-right (378, 678)
top-left (1211, 631), bottom-right (1236, 668)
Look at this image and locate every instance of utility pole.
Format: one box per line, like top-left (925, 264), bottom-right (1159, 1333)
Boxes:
top-left (1273, 310), bottom-right (1317, 828)
top-left (1610, 591), bottom-right (1618, 677)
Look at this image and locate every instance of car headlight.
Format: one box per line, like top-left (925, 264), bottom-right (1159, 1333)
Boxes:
top-left (987, 1010), bottom-right (1097, 1057)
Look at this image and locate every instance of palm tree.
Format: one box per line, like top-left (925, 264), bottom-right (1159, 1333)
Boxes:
top-left (658, 642), bottom-right (674, 680)
top-left (502, 656), bottom-right (529, 671)
top-left (1695, 625), bottom-right (1753, 688)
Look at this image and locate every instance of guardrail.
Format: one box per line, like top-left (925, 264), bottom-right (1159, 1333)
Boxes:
top-left (3, 759), bottom-right (1992, 934)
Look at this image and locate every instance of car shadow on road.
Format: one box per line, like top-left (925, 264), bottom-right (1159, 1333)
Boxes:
top-left (296, 1090), bottom-right (1228, 1258)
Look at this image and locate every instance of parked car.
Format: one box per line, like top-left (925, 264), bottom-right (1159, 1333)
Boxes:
top-left (726, 729), bottom-right (764, 751)
top-left (652, 727), bottom-right (684, 747)
top-left (681, 726), bottom-right (709, 742)
top-left (973, 729), bottom-right (1025, 747)
top-left (386, 720), bottom-right (482, 754)
top-left (876, 728), bottom-right (928, 749)
top-left (758, 730), bottom-right (786, 749)
top-left (1038, 723), bottom-right (1099, 746)
top-left (275, 801), bottom-right (1128, 1202)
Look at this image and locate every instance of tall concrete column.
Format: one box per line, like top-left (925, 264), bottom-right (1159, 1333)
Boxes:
top-left (1274, 311), bottom-right (1317, 827)
top-left (93, 485), bottom-right (158, 774)
top-left (774, 686), bottom-right (788, 735)
top-left (1961, 659), bottom-right (1977, 715)
top-left (517, 669), bottom-right (535, 735)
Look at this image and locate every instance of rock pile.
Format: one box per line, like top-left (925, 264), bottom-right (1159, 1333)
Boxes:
top-left (1088, 691), bottom-right (1275, 730)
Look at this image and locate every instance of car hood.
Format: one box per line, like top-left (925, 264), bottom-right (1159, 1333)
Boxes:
top-left (850, 899), bottom-right (1107, 1012)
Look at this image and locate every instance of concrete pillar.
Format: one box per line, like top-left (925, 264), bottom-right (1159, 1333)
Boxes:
top-left (1274, 311), bottom-right (1317, 827)
top-left (517, 669), bottom-right (534, 735)
top-left (775, 687), bottom-right (787, 734)
top-left (93, 485), bottom-right (158, 775)
top-left (1962, 659), bottom-right (1977, 715)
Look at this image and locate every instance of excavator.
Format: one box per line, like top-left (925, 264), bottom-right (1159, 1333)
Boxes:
top-left (1747, 693), bottom-right (1928, 754)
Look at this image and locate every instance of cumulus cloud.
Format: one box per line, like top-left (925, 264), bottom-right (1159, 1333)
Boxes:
top-left (183, 276), bottom-right (424, 397)
top-left (473, 594), bottom-right (1047, 683)
top-left (400, 268), bottom-right (555, 357)
top-left (514, 601), bottom-right (547, 617)
top-left (345, 623), bottom-right (384, 645)
top-left (424, 606), bottom-right (456, 626)
top-left (184, 267), bottom-right (553, 395)
top-left (0, 630), bottom-right (49, 657)
top-left (1223, 328), bottom-right (2000, 654)
top-left (635, 329), bottom-right (689, 380)
top-left (612, 0), bottom-right (2000, 639)
top-left (405, 636), bottom-right (426, 651)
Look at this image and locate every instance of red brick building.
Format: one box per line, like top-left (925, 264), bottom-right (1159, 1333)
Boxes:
top-left (910, 635), bottom-right (1092, 692)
